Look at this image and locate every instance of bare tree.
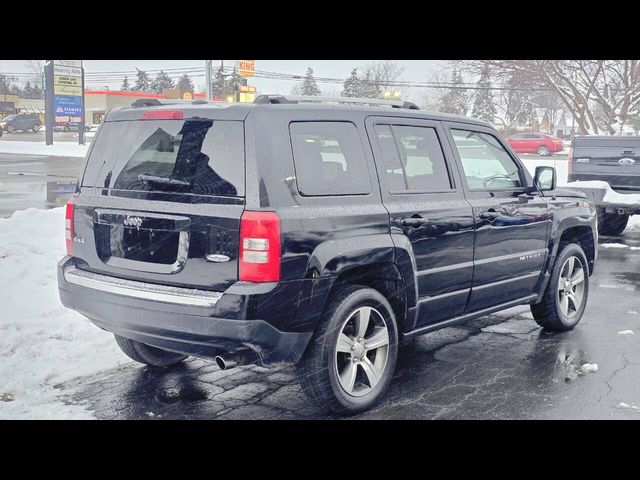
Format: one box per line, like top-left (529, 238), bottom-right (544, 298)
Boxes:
top-left (24, 60), bottom-right (45, 88)
top-left (359, 60), bottom-right (405, 98)
top-left (455, 60), bottom-right (640, 135)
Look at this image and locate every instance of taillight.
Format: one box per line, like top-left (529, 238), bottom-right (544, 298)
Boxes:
top-left (65, 196), bottom-right (76, 256)
top-left (141, 110), bottom-right (184, 120)
top-left (568, 146), bottom-right (574, 174)
top-left (239, 211), bottom-right (281, 283)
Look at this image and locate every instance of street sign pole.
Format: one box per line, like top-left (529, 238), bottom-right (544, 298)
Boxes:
top-left (205, 60), bottom-right (212, 100)
top-left (78, 61), bottom-right (85, 145)
top-left (44, 60), bottom-right (54, 146)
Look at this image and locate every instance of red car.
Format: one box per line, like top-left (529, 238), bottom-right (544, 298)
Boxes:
top-left (507, 133), bottom-right (564, 156)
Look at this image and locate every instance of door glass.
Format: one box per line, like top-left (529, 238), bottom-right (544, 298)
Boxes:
top-left (451, 129), bottom-right (522, 191)
top-left (375, 124), bottom-right (451, 192)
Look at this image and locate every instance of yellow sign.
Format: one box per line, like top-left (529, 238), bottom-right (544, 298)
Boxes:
top-left (55, 75), bottom-right (82, 87)
top-left (236, 60), bottom-right (256, 77)
top-left (54, 85), bottom-right (83, 96)
top-left (182, 92), bottom-right (193, 100)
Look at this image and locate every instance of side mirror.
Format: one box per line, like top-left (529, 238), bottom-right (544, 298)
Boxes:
top-left (534, 166), bottom-right (556, 191)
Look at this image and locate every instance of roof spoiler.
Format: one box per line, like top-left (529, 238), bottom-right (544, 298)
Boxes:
top-left (253, 94), bottom-right (420, 110)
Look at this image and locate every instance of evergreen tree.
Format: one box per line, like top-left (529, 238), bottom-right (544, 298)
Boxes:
top-left (342, 68), bottom-right (362, 97)
top-left (211, 67), bottom-right (227, 98)
top-left (120, 75), bottom-right (131, 91)
top-left (471, 66), bottom-right (497, 123)
top-left (505, 75), bottom-right (533, 126)
top-left (300, 67), bottom-right (321, 96)
top-left (177, 73), bottom-right (194, 93)
top-left (133, 68), bottom-right (151, 92)
top-left (151, 70), bottom-right (174, 94)
top-left (438, 69), bottom-right (468, 116)
top-left (226, 69), bottom-right (245, 94)
top-left (22, 81), bottom-right (35, 99)
top-left (359, 69), bottom-right (381, 98)
top-left (31, 83), bottom-right (43, 100)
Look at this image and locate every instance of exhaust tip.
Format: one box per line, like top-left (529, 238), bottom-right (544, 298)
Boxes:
top-left (215, 356), bottom-right (227, 370)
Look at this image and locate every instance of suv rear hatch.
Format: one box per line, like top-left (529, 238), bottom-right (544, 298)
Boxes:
top-left (72, 110), bottom-right (246, 291)
top-left (570, 136), bottom-right (640, 192)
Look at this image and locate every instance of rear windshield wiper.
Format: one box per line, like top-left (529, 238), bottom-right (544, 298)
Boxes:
top-left (138, 174), bottom-right (190, 187)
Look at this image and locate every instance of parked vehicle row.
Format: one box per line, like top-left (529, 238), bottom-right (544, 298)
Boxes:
top-left (57, 95), bottom-right (597, 414)
top-left (0, 113), bottom-right (41, 133)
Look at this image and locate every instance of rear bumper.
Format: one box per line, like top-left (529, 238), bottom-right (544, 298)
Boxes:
top-left (57, 257), bottom-right (312, 366)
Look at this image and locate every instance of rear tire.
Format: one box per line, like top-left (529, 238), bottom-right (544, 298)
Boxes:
top-left (537, 146), bottom-right (551, 156)
top-left (114, 335), bottom-right (188, 367)
top-left (296, 285), bottom-right (398, 415)
top-left (531, 243), bottom-right (589, 332)
top-left (597, 208), bottom-right (629, 236)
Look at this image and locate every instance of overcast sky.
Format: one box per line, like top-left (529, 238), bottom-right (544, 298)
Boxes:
top-left (0, 60), bottom-right (448, 102)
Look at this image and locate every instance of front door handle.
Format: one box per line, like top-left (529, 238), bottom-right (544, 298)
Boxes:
top-left (478, 211), bottom-right (500, 221)
top-left (400, 217), bottom-right (430, 227)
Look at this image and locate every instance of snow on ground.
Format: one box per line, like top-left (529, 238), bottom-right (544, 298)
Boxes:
top-left (0, 141), bottom-right (88, 158)
top-left (618, 330), bottom-right (634, 335)
top-left (0, 208), bottom-right (130, 419)
top-left (601, 243), bottom-right (630, 249)
top-left (520, 157), bottom-right (569, 185)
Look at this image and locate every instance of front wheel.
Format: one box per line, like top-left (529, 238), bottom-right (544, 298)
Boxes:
top-left (531, 243), bottom-right (589, 331)
top-left (296, 285), bottom-right (398, 414)
top-left (114, 335), bottom-right (188, 367)
top-left (6, 125), bottom-right (14, 133)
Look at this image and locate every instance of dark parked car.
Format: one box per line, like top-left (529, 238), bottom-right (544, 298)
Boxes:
top-left (58, 95), bottom-right (597, 414)
top-left (566, 135), bottom-right (640, 236)
top-left (0, 113), bottom-right (41, 133)
top-left (507, 132), bottom-right (564, 156)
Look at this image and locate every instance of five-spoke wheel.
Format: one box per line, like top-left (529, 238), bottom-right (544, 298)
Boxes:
top-left (335, 306), bottom-right (390, 396)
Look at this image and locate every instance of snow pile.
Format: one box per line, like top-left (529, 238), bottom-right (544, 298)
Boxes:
top-left (618, 330), bottom-right (634, 335)
top-left (600, 243), bottom-right (629, 249)
top-left (581, 363), bottom-right (598, 373)
top-left (619, 402), bottom-right (640, 412)
top-left (0, 141), bottom-right (89, 158)
top-left (565, 180), bottom-right (640, 205)
top-left (0, 208), bottom-right (130, 419)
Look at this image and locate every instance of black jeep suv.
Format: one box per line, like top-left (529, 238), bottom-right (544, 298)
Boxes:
top-left (58, 95), bottom-right (597, 414)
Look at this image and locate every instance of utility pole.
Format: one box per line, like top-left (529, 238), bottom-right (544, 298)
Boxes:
top-left (220, 60), bottom-right (225, 100)
top-left (205, 60), bottom-right (212, 100)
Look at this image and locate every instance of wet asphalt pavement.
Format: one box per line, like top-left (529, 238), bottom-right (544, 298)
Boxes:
top-left (0, 153), bottom-right (81, 218)
top-left (66, 231), bottom-right (640, 420)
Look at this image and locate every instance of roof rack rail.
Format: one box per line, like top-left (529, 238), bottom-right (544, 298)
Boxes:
top-left (130, 98), bottom-right (208, 108)
top-left (253, 94), bottom-right (420, 110)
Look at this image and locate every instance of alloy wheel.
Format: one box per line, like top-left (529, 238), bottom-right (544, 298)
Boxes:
top-left (557, 256), bottom-right (585, 318)
top-left (334, 306), bottom-right (390, 397)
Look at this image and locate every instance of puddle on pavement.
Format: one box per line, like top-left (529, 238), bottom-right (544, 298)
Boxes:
top-left (156, 386), bottom-right (209, 404)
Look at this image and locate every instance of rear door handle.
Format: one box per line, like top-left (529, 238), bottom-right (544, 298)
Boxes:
top-left (400, 217), bottom-right (430, 227)
top-left (478, 211), bottom-right (500, 221)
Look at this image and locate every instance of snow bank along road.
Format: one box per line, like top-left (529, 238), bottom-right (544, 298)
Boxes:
top-left (1, 207), bottom-right (640, 419)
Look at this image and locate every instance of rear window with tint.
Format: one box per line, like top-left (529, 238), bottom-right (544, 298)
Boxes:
top-left (290, 121), bottom-right (371, 196)
top-left (82, 119), bottom-right (244, 197)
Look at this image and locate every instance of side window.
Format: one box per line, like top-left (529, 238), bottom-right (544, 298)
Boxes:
top-left (290, 122), bottom-right (371, 196)
top-left (451, 129), bottom-right (523, 191)
top-left (374, 124), bottom-right (452, 193)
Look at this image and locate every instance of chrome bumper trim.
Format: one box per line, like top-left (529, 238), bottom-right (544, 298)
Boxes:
top-left (63, 266), bottom-right (223, 308)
